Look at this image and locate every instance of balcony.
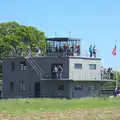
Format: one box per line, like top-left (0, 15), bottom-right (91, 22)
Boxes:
top-left (43, 73), bottom-right (70, 80)
top-left (42, 72), bottom-right (115, 81)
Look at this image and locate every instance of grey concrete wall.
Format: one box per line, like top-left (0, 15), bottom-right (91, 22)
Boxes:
top-left (2, 56), bottom-right (102, 99)
top-left (29, 80), bottom-right (71, 98)
top-left (2, 57), bottom-right (30, 98)
top-left (2, 57), bottom-right (70, 98)
top-left (69, 58), bottom-right (101, 80)
top-left (72, 81), bottom-right (101, 98)
top-left (34, 57), bottom-right (69, 79)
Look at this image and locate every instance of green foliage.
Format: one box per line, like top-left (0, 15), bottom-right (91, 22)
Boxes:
top-left (102, 82), bottom-right (116, 89)
top-left (0, 21), bottom-right (46, 58)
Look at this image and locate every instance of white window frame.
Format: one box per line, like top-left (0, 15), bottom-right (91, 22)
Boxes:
top-left (19, 81), bottom-right (26, 91)
top-left (75, 84), bottom-right (82, 90)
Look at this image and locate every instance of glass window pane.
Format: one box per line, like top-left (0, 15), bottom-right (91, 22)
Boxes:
top-left (74, 63), bottom-right (82, 69)
top-left (89, 64), bottom-right (96, 70)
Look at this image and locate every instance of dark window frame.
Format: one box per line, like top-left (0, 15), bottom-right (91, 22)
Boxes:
top-left (11, 62), bottom-right (15, 71)
top-left (20, 61), bottom-right (26, 71)
top-left (74, 63), bottom-right (82, 69)
top-left (10, 82), bottom-right (14, 92)
top-left (58, 85), bottom-right (64, 90)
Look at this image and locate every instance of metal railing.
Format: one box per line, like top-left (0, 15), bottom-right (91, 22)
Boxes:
top-left (100, 89), bottom-right (114, 97)
top-left (25, 56), bottom-right (43, 78)
top-left (30, 56), bottom-right (44, 75)
top-left (47, 49), bottom-right (100, 58)
top-left (43, 72), bottom-right (69, 79)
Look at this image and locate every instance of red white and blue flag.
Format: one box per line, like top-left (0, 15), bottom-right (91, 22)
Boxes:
top-left (112, 44), bottom-right (116, 56)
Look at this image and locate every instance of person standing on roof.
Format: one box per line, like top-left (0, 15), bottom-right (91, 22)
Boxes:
top-left (93, 45), bottom-right (96, 58)
top-left (27, 45), bottom-right (31, 57)
top-left (89, 45), bottom-right (93, 57)
top-left (12, 47), bottom-right (16, 56)
top-left (36, 47), bottom-right (42, 56)
top-left (76, 44), bottom-right (80, 56)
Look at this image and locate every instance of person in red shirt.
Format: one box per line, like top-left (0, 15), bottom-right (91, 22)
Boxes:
top-left (76, 44), bottom-right (80, 56)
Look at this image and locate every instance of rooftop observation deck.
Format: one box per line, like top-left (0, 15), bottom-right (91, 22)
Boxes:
top-left (5, 37), bottom-right (100, 59)
top-left (46, 37), bottom-right (100, 58)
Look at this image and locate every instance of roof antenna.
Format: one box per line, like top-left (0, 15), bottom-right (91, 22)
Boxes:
top-left (54, 32), bottom-right (57, 37)
top-left (69, 28), bottom-right (71, 38)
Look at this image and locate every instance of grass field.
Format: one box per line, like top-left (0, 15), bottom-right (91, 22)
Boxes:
top-left (0, 97), bottom-right (120, 120)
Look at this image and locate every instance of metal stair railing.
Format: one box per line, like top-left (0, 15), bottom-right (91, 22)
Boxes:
top-left (29, 56), bottom-right (44, 76)
top-left (25, 56), bottom-right (43, 78)
top-left (26, 57), bottom-right (42, 77)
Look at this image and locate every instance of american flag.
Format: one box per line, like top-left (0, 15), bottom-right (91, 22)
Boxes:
top-left (112, 44), bottom-right (116, 56)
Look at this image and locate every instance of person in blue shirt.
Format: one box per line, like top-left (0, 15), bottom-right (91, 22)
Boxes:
top-left (89, 45), bottom-right (93, 57)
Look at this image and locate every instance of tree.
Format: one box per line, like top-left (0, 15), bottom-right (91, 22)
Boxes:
top-left (0, 21), bottom-right (46, 58)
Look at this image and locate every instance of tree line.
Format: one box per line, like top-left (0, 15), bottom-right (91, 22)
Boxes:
top-left (0, 21), bottom-right (46, 59)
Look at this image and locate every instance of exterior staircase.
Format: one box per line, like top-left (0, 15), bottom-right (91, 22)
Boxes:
top-left (25, 56), bottom-right (43, 79)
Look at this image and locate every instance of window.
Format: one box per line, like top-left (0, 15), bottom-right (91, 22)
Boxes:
top-left (20, 61), bottom-right (26, 71)
top-left (19, 81), bottom-right (26, 91)
top-left (89, 64), bottom-right (96, 70)
top-left (74, 63), bottom-right (82, 69)
top-left (11, 62), bottom-right (15, 71)
top-left (10, 82), bottom-right (14, 92)
top-left (89, 85), bottom-right (96, 90)
top-left (75, 84), bottom-right (82, 90)
top-left (58, 85), bottom-right (64, 90)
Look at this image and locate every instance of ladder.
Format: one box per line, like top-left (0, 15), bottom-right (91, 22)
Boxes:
top-left (25, 56), bottom-right (43, 78)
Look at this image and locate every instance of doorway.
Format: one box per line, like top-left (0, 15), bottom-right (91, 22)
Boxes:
top-left (51, 63), bottom-right (63, 79)
top-left (34, 82), bottom-right (40, 97)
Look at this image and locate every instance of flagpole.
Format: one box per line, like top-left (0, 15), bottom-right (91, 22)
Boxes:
top-left (115, 40), bottom-right (118, 88)
top-left (116, 69), bottom-right (118, 88)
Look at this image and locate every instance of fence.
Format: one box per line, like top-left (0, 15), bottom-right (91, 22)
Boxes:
top-left (100, 89), bottom-right (114, 97)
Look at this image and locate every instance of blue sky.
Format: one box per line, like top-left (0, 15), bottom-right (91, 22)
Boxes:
top-left (0, 0), bottom-right (120, 69)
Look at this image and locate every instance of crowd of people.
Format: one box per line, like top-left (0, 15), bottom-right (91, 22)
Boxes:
top-left (12, 44), bottom-right (99, 58)
top-left (12, 45), bottom-right (42, 57)
top-left (101, 67), bottom-right (114, 80)
top-left (47, 43), bottom-right (81, 56)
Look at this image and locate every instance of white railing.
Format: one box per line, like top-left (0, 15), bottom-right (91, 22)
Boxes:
top-left (46, 50), bottom-right (100, 58)
top-left (80, 49), bottom-right (100, 58)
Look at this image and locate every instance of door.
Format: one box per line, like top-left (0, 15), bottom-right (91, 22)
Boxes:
top-left (51, 63), bottom-right (63, 79)
top-left (34, 82), bottom-right (40, 97)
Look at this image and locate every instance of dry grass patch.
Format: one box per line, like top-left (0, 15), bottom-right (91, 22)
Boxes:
top-left (0, 108), bottom-right (120, 120)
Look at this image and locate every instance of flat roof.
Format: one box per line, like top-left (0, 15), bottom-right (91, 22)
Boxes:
top-left (73, 79), bottom-right (115, 82)
top-left (46, 37), bottom-right (81, 41)
top-left (4, 55), bottom-right (101, 61)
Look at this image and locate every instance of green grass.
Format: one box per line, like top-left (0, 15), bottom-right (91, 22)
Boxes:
top-left (0, 97), bottom-right (120, 115)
